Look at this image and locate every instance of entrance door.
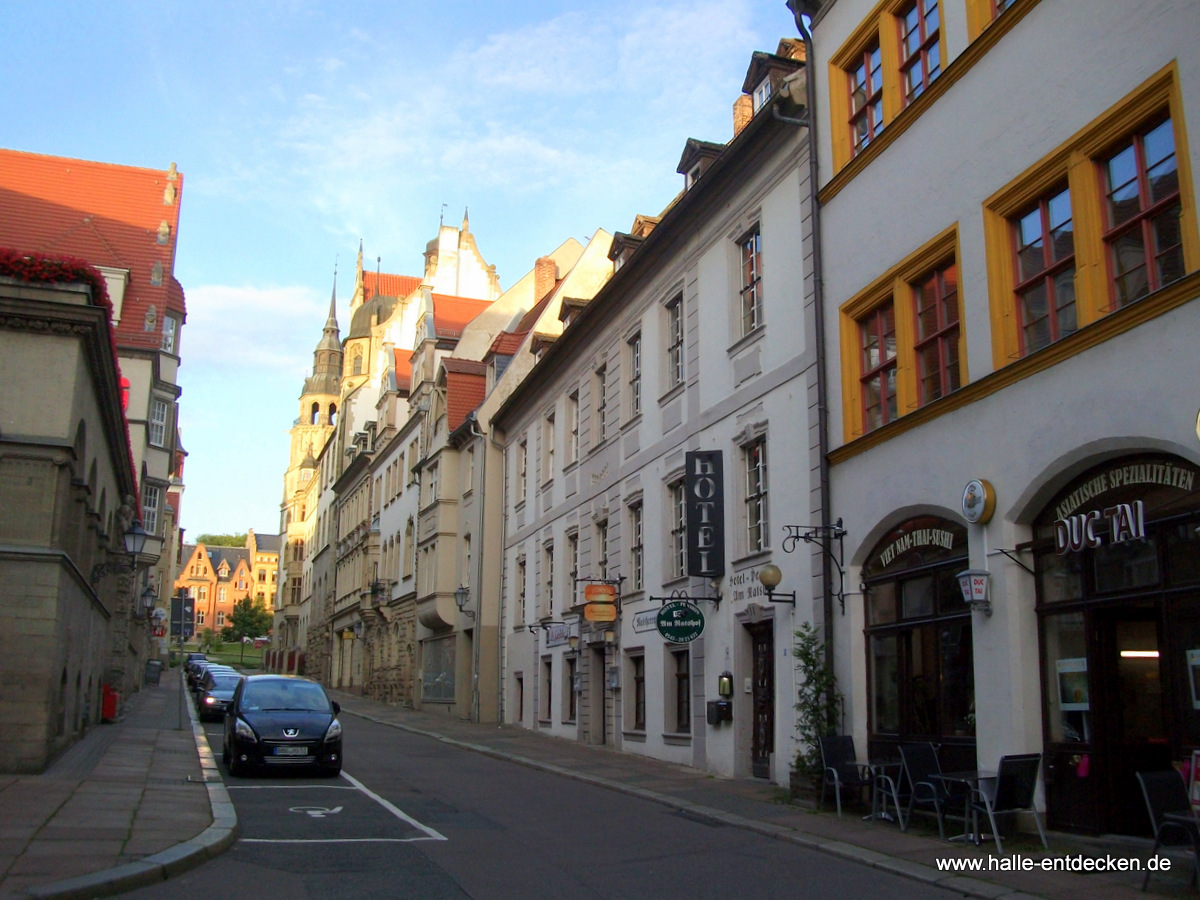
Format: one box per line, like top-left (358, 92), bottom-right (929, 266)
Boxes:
top-left (749, 623), bottom-right (774, 779)
top-left (589, 647), bottom-right (607, 746)
top-left (1096, 608), bottom-right (1171, 835)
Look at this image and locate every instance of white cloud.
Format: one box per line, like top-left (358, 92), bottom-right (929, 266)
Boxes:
top-left (182, 283), bottom-right (330, 372)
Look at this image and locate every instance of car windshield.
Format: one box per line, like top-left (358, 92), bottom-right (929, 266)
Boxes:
top-left (241, 681), bottom-right (330, 712)
top-left (210, 675), bottom-right (241, 690)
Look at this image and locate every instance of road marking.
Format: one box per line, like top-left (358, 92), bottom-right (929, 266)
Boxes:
top-left (232, 771), bottom-right (448, 844)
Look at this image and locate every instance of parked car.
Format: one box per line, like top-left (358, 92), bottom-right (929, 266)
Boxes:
top-left (196, 672), bottom-right (243, 722)
top-left (183, 654), bottom-right (207, 683)
top-left (222, 675), bottom-right (342, 777)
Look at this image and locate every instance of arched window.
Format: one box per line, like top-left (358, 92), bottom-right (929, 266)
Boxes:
top-left (352, 351), bottom-right (363, 375)
top-left (329, 404), bottom-right (338, 426)
top-left (311, 402), bottom-right (320, 425)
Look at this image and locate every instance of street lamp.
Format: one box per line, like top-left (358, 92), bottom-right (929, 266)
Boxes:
top-left (454, 584), bottom-right (475, 619)
top-left (140, 585), bottom-right (157, 615)
top-left (757, 564), bottom-right (797, 606)
top-left (90, 522), bottom-right (151, 583)
top-left (957, 569), bottom-right (993, 616)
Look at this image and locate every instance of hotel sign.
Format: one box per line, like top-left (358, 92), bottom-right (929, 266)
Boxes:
top-left (685, 451), bottom-right (725, 578)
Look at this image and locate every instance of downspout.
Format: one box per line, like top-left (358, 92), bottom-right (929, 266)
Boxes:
top-left (787, 2), bottom-right (835, 676)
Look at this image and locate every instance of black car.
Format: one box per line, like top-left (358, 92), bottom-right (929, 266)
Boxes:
top-left (222, 675), bottom-right (342, 777)
top-left (196, 672), bottom-right (243, 722)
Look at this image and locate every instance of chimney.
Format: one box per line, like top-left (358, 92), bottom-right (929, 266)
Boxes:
top-left (733, 94), bottom-right (754, 137)
top-left (534, 257), bottom-right (557, 303)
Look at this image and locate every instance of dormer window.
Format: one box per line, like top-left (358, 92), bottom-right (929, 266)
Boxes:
top-left (687, 165), bottom-right (702, 188)
top-left (752, 76), bottom-right (773, 112)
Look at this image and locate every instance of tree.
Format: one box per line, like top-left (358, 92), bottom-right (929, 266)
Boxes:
top-left (195, 533), bottom-right (247, 547)
top-left (221, 598), bottom-right (273, 663)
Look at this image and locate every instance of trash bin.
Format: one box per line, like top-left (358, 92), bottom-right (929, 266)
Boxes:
top-left (101, 684), bottom-right (119, 721)
top-left (144, 659), bottom-right (163, 686)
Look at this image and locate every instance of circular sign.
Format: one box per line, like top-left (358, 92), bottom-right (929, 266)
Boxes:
top-left (961, 479), bottom-right (996, 525)
top-left (656, 601), bottom-right (705, 644)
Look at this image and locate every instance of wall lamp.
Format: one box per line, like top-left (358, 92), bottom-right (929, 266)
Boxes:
top-left (957, 569), bottom-right (993, 617)
top-left (140, 585), bottom-right (157, 615)
top-left (757, 564), bottom-right (796, 606)
top-left (454, 584), bottom-right (475, 619)
top-left (90, 522), bottom-right (150, 583)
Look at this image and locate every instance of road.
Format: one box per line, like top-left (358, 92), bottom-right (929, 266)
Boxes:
top-left (123, 711), bottom-right (965, 900)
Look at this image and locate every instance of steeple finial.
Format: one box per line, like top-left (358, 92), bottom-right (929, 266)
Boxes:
top-left (462, 207), bottom-right (470, 231)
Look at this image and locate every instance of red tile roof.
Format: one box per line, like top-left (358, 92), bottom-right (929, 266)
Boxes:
top-left (0, 149), bottom-right (185, 352)
top-left (443, 361), bottom-right (487, 431)
top-left (432, 294), bottom-right (491, 339)
top-left (364, 271), bottom-right (421, 301)
top-left (488, 330), bottom-right (526, 357)
top-left (393, 348), bottom-right (413, 393)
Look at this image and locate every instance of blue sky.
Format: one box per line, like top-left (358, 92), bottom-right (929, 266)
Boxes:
top-left (3, 1), bottom-right (801, 537)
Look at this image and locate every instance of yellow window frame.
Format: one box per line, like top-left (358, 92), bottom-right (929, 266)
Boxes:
top-left (983, 62), bottom-right (1200, 369)
top-left (840, 226), bottom-right (964, 442)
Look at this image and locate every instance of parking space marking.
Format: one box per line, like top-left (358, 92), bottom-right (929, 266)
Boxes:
top-left (230, 772), bottom-right (447, 844)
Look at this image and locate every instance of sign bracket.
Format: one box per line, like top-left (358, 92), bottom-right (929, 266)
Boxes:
top-left (782, 518), bottom-right (847, 614)
top-left (650, 588), bottom-right (721, 611)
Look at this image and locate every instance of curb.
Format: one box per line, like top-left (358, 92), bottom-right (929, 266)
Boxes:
top-left (11, 675), bottom-right (239, 900)
top-left (341, 704), bottom-right (1045, 900)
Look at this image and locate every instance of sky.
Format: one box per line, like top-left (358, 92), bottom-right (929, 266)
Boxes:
top-left (3, 0), bottom-right (802, 538)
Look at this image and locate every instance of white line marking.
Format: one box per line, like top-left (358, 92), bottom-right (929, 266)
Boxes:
top-left (240, 837), bottom-right (442, 844)
top-left (341, 771), bottom-right (447, 841)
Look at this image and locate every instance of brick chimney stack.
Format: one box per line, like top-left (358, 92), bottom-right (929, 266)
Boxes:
top-left (733, 94), bottom-right (754, 137)
top-left (534, 256), bottom-right (558, 303)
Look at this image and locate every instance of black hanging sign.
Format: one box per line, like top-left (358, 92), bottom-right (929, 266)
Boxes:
top-left (685, 450), bottom-right (725, 578)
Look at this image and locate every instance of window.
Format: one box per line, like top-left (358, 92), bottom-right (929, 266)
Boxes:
top-left (840, 228), bottom-right (963, 439)
top-left (859, 302), bottom-right (897, 432)
top-left (913, 261), bottom-right (960, 405)
top-left (142, 484), bottom-right (160, 535)
top-left (594, 365), bottom-right (608, 443)
top-left (196, 610), bottom-right (205, 626)
top-left (517, 556), bottom-right (527, 623)
top-left (464, 447), bottom-right (475, 494)
top-left (197, 586), bottom-right (207, 601)
top-left (216, 611), bottom-right (226, 627)
top-left (830, 1), bottom-right (946, 170)
top-left (596, 520), bottom-right (609, 580)
top-left (752, 76), bottom-right (772, 113)
top-left (403, 519), bottom-right (414, 578)
top-left (149, 399), bottom-right (169, 447)
top-left (516, 439), bottom-right (528, 505)
top-left (848, 42), bottom-right (884, 156)
top-left (161, 315), bottom-right (178, 354)
top-left (672, 649), bottom-right (691, 733)
top-left (1102, 117), bottom-right (1183, 308)
top-left (666, 295), bottom-right (684, 389)
top-left (982, 69), bottom-right (1196, 369)
top-left (567, 391), bottom-right (579, 462)
top-left (898, 0), bottom-right (940, 106)
top-left (744, 437), bottom-right (769, 554)
top-left (630, 655), bottom-right (646, 731)
top-left (218, 587), bottom-right (226, 603)
top-left (567, 532), bottom-right (579, 585)
top-left (541, 657), bottom-right (553, 722)
top-left (669, 480), bottom-right (687, 579)
top-left (543, 543), bottom-right (555, 617)
top-left (739, 227), bottom-right (763, 336)
top-left (628, 502), bottom-right (644, 591)
top-left (543, 412), bottom-right (555, 481)
top-left (627, 333), bottom-right (642, 417)
top-left (426, 462), bottom-right (439, 506)
top-left (1013, 186), bottom-right (1077, 354)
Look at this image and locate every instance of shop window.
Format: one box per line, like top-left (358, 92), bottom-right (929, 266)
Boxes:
top-left (983, 67), bottom-right (1197, 367)
top-left (863, 516), bottom-right (973, 742)
top-left (422, 636), bottom-right (456, 703)
top-left (540, 657), bottom-right (553, 722)
top-left (564, 656), bottom-right (577, 723)
top-left (669, 648), bottom-right (690, 734)
top-left (628, 654), bottom-right (646, 732)
top-left (840, 228), bottom-right (962, 439)
top-left (1041, 612), bottom-right (1089, 744)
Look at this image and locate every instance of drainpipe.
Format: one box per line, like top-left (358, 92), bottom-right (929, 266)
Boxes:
top-left (786, 2), bottom-right (835, 676)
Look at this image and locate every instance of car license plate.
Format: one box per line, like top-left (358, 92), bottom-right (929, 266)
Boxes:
top-left (274, 745), bottom-right (308, 757)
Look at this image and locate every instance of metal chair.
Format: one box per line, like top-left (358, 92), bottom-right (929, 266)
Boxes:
top-left (1136, 769), bottom-right (1200, 892)
top-left (970, 753), bottom-right (1048, 854)
top-left (898, 742), bottom-right (959, 839)
top-left (818, 735), bottom-right (871, 817)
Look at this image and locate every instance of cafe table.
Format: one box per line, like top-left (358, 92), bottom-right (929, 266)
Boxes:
top-left (866, 760), bottom-right (904, 823)
top-left (931, 770), bottom-right (996, 844)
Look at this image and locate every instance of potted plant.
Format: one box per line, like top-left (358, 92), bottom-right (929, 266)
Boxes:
top-left (791, 622), bottom-right (841, 803)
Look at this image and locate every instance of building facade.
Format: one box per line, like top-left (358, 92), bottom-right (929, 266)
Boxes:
top-left (491, 40), bottom-right (819, 784)
top-left (806, 0), bottom-right (1200, 833)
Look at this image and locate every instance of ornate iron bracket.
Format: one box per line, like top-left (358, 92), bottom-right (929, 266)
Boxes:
top-left (781, 518), bottom-right (848, 614)
top-left (649, 587), bottom-right (721, 611)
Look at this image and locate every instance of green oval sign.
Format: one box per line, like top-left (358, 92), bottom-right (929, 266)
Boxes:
top-left (656, 601), bottom-right (705, 644)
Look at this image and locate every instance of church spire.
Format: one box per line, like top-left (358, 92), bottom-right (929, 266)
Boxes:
top-left (462, 207), bottom-right (470, 232)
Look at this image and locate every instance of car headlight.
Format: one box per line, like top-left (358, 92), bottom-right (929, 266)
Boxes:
top-left (203, 696), bottom-right (216, 705)
top-left (234, 718), bottom-right (257, 741)
top-left (324, 718), bottom-right (342, 741)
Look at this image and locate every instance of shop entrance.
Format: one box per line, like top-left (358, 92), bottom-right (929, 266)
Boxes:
top-left (748, 622), bottom-right (774, 779)
top-left (1036, 453), bottom-right (1200, 835)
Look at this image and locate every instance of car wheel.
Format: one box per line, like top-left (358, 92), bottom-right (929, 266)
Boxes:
top-left (228, 748), bottom-right (245, 777)
top-left (221, 740), bottom-right (230, 767)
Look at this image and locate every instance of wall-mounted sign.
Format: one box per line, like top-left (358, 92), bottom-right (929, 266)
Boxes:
top-left (961, 479), bottom-right (996, 525)
top-left (656, 600), bottom-right (705, 644)
top-left (584, 601), bottom-right (618, 622)
top-left (632, 610), bottom-right (659, 633)
top-left (546, 623), bottom-right (570, 646)
top-left (865, 517), bottom-right (965, 578)
top-left (685, 451), bottom-right (725, 577)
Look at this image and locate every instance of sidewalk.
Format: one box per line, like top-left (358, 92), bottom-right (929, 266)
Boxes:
top-left (0, 670), bottom-right (234, 900)
top-left (1, 675), bottom-right (1193, 900)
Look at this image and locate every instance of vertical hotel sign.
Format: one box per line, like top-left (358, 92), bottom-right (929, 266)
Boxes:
top-left (685, 451), bottom-right (724, 578)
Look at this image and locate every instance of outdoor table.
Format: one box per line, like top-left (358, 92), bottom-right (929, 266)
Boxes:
top-left (866, 760), bottom-right (903, 823)
top-left (932, 770), bottom-right (996, 843)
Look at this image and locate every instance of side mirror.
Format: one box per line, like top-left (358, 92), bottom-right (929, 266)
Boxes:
top-left (331, 700), bottom-right (341, 715)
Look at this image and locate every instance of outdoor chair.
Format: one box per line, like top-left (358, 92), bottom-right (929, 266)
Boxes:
top-left (818, 735), bottom-right (871, 816)
top-left (970, 753), bottom-right (1048, 854)
top-left (899, 742), bottom-right (962, 839)
top-left (1136, 769), bottom-right (1200, 892)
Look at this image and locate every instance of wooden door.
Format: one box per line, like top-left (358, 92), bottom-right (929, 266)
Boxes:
top-left (750, 623), bottom-right (774, 779)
